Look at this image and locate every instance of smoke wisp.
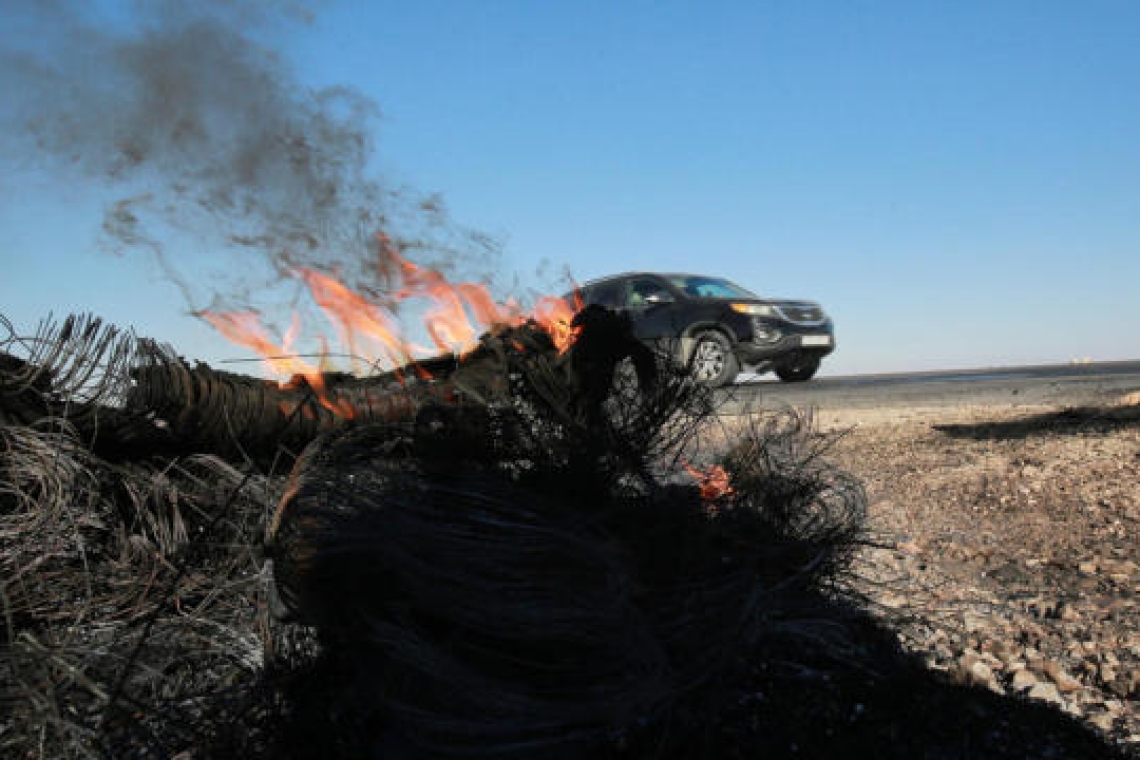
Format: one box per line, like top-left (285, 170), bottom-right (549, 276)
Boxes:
top-left (0, 0), bottom-right (500, 315)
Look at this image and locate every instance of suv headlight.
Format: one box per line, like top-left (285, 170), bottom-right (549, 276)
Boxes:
top-left (730, 303), bottom-right (776, 317)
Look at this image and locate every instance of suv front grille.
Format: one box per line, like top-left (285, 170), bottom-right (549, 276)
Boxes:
top-left (776, 304), bottom-right (824, 324)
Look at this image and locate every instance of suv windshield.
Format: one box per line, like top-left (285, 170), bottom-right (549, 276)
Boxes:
top-left (666, 275), bottom-right (757, 300)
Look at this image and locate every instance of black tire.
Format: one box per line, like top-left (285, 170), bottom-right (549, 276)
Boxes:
top-left (774, 358), bottom-right (820, 383)
top-left (688, 331), bottom-right (739, 387)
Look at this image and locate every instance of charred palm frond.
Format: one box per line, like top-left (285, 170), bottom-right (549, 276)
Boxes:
top-left (1, 309), bottom-right (678, 469)
top-left (271, 436), bottom-right (670, 755)
top-left (0, 313), bottom-right (137, 410)
top-left (491, 307), bottom-right (713, 502)
top-left (638, 409), bottom-right (869, 700)
top-left (0, 417), bottom-right (274, 760)
top-left (2, 307), bottom-right (876, 759)
top-left (0, 313), bottom-right (139, 427)
top-left (267, 321), bottom-right (868, 758)
top-left (0, 421), bottom-right (107, 629)
top-left (720, 408), bottom-right (867, 560)
top-left (0, 351), bottom-right (52, 426)
top-left (0, 312), bottom-right (421, 464)
top-left (121, 353), bottom-right (421, 465)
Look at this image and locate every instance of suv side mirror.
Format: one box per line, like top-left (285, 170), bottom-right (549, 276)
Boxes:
top-left (644, 292), bottom-right (674, 305)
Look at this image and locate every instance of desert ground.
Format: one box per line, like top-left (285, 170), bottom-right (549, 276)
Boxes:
top-left (810, 394), bottom-right (1140, 755)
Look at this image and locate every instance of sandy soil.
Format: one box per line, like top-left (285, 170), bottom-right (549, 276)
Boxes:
top-left (818, 397), bottom-right (1140, 753)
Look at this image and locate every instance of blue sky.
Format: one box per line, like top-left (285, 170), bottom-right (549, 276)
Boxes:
top-left (2, 1), bottom-right (1138, 375)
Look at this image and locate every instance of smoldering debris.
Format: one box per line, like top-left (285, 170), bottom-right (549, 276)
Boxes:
top-left (2, 309), bottom-right (1125, 759)
top-left (0, 307), bottom-right (870, 758)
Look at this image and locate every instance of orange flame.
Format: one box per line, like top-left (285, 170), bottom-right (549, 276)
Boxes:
top-left (202, 239), bottom-right (586, 411)
top-left (683, 461), bottom-right (734, 507)
top-left (198, 311), bottom-right (303, 378)
top-left (296, 266), bottom-right (416, 371)
top-left (532, 290), bottom-right (584, 354)
top-left (197, 310), bottom-right (354, 418)
top-left (389, 249), bottom-right (525, 354)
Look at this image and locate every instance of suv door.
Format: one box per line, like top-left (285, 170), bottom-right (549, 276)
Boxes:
top-left (622, 275), bottom-right (685, 352)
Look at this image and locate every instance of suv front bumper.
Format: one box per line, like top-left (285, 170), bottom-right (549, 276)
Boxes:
top-left (735, 319), bottom-right (835, 368)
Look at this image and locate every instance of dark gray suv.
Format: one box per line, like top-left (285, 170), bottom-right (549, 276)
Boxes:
top-left (577, 272), bottom-right (835, 386)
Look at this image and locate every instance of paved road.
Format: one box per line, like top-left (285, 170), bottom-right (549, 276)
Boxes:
top-left (721, 360), bottom-right (1140, 411)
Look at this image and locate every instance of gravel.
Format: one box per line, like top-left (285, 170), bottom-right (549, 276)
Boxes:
top-left (822, 399), bottom-right (1140, 754)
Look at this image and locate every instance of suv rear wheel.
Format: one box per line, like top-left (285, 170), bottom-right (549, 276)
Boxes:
top-left (774, 357), bottom-right (819, 383)
top-left (689, 331), bottom-right (739, 387)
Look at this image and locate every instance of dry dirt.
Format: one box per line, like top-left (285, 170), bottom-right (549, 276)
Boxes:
top-left (815, 397), bottom-right (1140, 755)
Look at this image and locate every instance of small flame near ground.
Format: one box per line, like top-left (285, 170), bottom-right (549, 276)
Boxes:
top-left (199, 236), bottom-right (583, 415)
top-left (682, 461), bottom-right (735, 510)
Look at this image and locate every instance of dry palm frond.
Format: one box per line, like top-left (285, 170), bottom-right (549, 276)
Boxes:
top-left (0, 313), bottom-right (140, 412)
top-left (0, 409), bottom-right (276, 758)
top-left (0, 421), bottom-right (106, 624)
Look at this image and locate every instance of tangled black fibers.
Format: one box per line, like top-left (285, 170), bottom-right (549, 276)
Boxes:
top-left (271, 446), bottom-right (671, 756)
top-left (266, 325), bottom-right (869, 758)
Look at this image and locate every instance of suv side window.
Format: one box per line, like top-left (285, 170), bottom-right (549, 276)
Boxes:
top-left (583, 279), bottom-right (624, 308)
top-left (625, 277), bottom-right (671, 309)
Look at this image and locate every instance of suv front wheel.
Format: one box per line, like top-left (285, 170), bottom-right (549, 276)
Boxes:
top-left (688, 331), bottom-right (739, 387)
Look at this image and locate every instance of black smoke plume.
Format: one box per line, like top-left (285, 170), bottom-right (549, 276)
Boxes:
top-left (0, 0), bottom-right (499, 315)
